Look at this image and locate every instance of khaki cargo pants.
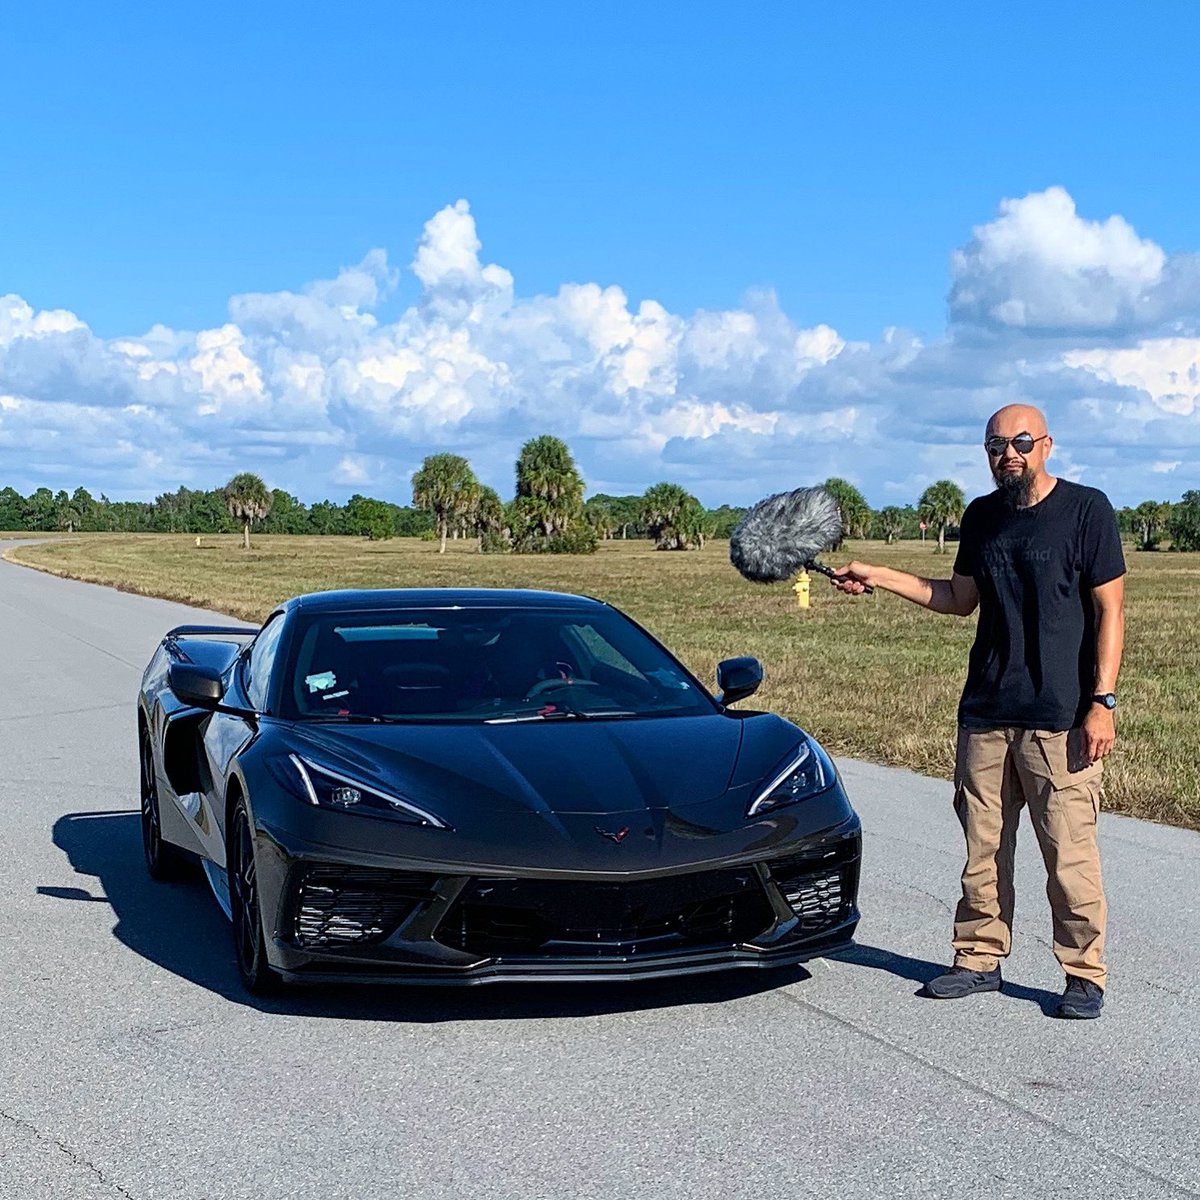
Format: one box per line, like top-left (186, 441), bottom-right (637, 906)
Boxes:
top-left (952, 726), bottom-right (1107, 987)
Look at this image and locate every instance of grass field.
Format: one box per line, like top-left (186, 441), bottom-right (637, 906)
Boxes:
top-left (8, 532), bottom-right (1199, 830)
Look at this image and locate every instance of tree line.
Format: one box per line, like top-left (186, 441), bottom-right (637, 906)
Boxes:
top-left (0, 437), bottom-right (749, 554)
top-left (1116, 496), bottom-right (1200, 552)
top-left (828, 479), bottom-right (1200, 554)
top-left (4, 448), bottom-right (1197, 553)
top-left (409, 438), bottom-right (742, 555)
top-left (0, 482), bottom-right (437, 539)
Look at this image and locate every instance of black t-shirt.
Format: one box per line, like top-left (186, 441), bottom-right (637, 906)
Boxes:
top-left (953, 479), bottom-right (1125, 731)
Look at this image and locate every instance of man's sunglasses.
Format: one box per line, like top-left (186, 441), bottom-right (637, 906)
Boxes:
top-left (984, 432), bottom-right (1047, 457)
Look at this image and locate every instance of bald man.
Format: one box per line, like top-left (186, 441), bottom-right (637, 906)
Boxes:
top-left (832, 405), bottom-right (1126, 1019)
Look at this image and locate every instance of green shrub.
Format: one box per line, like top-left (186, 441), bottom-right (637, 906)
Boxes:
top-left (513, 520), bottom-right (598, 555)
top-left (479, 531), bottom-right (511, 554)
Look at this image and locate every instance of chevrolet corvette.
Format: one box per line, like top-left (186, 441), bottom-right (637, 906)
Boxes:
top-left (137, 588), bottom-right (861, 993)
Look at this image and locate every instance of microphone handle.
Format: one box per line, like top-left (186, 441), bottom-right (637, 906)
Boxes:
top-left (805, 559), bottom-right (875, 595)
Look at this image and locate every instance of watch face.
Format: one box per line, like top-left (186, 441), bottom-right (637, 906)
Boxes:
top-left (1097, 694), bottom-right (1117, 709)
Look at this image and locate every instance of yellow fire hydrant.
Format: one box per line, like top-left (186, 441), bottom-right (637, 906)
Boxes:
top-left (793, 569), bottom-right (810, 609)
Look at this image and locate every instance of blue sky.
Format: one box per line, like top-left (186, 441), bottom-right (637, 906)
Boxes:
top-left (2, 3), bottom-right (1199, 508)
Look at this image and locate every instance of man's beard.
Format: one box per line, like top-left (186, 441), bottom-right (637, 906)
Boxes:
top-left (995, 466), bottom-right (1036, 509)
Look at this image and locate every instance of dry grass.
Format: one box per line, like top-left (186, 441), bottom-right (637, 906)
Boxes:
top-left (9, 532), bottom-right (1199, 829)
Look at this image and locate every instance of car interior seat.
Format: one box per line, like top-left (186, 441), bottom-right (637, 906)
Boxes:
top-left (369, 630), bottom-right (470, 715)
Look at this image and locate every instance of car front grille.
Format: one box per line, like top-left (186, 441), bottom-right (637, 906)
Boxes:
top-left (293, 867), bottom-right (438, 948)
top-left (768, 841), bottom-right (859, 935)
top-left (437, 868), bottom-right (775, 959)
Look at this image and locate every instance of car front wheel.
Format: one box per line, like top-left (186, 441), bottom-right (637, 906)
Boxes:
top-left (229, 798), bottom-right (282, 996)
top-left (140, 726), bottom-right (189, 881)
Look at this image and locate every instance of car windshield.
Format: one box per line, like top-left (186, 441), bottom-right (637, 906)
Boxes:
top-left (280, 606), bottom-right (716, 723)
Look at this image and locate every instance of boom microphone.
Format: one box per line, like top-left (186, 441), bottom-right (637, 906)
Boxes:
top-left (730, 485), bottom-right (873, 593)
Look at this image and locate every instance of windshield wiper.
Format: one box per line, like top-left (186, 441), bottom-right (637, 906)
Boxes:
top-left (484, 707), bottom-right (638, 724)
top-left (297, 713), bottom-right (387, 724)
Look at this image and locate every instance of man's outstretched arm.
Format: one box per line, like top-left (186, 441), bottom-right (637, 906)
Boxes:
top-left (829, 562), bottom-right (980, 617)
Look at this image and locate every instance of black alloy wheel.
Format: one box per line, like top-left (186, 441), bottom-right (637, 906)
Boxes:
top-left (140, 726), bottom-right (188, 881)
top-left (229, 799), bottom-right (281, 995)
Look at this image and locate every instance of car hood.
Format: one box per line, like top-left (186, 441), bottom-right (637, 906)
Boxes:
top-left (284, 712), bottom-right (802, 821)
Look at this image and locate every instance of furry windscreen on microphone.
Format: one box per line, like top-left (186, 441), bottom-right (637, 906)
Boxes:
top-left (730, 486), bottom-right (845, 583)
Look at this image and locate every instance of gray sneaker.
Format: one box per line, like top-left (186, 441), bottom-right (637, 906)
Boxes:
top-left (1056, 976), bottom-right (1104, 1019)
top-left (923, 965), bottom-right (1002, 999)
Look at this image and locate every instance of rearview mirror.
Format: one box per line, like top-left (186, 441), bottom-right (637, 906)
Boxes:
top-left (168, 662), bottom-right (226, 709)
top-left (716, 656), bottom-right (763, 706)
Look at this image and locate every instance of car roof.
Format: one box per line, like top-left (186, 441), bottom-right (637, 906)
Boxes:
top-left (285, 588), bottom-right (608, 614)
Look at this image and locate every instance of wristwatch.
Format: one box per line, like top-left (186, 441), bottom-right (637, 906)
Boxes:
top-left (1091, 693), bottom-right (1118, 710)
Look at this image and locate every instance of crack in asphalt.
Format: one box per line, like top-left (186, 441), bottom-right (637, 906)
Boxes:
top-left (861, 826), bottom-right (962, 862)
top-left (861, 862), bottom-right (1062, 960)
top-left (121, 1017), bottom-right (219, 1046)
top-left (0, 1106), bottom-right (138, 1199)
top-left (1102, 828), bottom-right (1200, 861)
top-left (1138, 977), bottom-right (1191, 1003)
top-left (864, 830), bottom-right (1070, 958)
top-left (0, 703), bottom-right (130, 726)
top-left (773, 989), bottom-right (1200, 1198)
top-left (0, 591), bottom-right (142, 672)
top-left (8, 778), bottom-right (130, 792)
top-left (867, 868), bottom-right (957, 918)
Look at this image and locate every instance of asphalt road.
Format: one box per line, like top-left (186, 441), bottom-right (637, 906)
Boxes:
top-left (2, 542), bottom-right (1198, 1200)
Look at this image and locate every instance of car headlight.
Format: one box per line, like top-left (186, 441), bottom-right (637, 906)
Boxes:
top-left (271, 754), bottom-right (450, 829)
top-left (747, 739), bottom-right (831, 817)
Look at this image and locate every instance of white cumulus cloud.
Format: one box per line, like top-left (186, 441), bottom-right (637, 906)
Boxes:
top-left (1, 191), bottom-right (1199, 509)
top-left (949, 186), bottom-right (1181, 335)
top-left (1064, 337), bottom-right (1200, 416)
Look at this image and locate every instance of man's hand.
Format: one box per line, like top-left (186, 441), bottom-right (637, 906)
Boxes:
top-left (830, 562), bottom-right (877, 595)
top-left (1082, 704), bottom-right (1116, 763)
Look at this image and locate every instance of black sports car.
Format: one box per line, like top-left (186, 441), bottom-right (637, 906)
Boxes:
top-left (138, 588), bottom-right (861, 993)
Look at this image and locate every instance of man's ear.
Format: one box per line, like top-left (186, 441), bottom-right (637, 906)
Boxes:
top-left (1043, 434), bottom-right (1053, 460)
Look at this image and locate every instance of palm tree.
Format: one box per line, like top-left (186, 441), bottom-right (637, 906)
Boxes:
top-left (675, 496), bottom-right (712, 550)
top-left (824, 477), bottom-right (872, 540)
top-left (453, 478), bottom-right (484, 541)
top-left (473, 485), bottom-right (505, 550)
top-left (411, 454), bottom-right (478, 553)
top-left (1132, 499), bottom-right (1172, 551)
top-left (641, 482), bottom-right (708, 550)
top-left (918, 480), bottom-right (966, 554)
top-left (514, 436), bottom-right (585, 538)
top-left (224, 472), bottom-right (273, 550)
top-left (1167, 491), bottom-right (1200, 552)
top-left (56, 495), bottom-right (84, 534)
top-left (877, 506), bottom-right (906, 545)
top-left (642, 482), bottom-right (688, 548)
top-left (584, 497), bottom-right (618, 540)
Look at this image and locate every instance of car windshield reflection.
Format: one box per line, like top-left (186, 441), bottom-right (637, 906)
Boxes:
top-left (281, 607), bottom-right (714, 724)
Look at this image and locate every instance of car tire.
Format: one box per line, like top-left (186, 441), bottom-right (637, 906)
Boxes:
top-left (140, 726), bottom-right (190, 882)
top-left (229, 798), bottom-right (283, 996)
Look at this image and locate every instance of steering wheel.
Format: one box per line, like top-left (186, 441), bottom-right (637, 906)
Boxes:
top-left (523, 677), bottom-right (602, 699)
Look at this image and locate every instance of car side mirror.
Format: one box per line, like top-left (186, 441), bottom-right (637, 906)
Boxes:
top-left (168, 662), bottom-right (226, 709)
top-left (716, 656), bottom-right (763, 706)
